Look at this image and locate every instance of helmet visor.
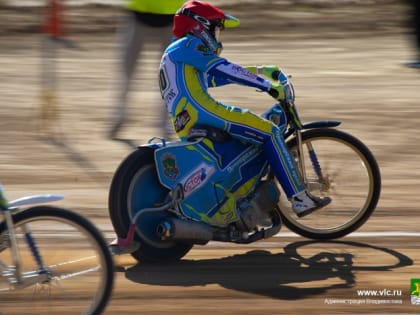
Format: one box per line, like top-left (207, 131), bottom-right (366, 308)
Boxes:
top-left (223, 13), bottom-right (240, 28)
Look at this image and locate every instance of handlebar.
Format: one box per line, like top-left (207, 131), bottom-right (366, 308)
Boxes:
top-left (270, 69), bottom-right (302, 130)
top-left (271, 70), bottom-right (289, 85)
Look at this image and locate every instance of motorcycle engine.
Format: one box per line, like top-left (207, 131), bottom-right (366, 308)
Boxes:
top-left (236, 180), bottom-right (280, 232)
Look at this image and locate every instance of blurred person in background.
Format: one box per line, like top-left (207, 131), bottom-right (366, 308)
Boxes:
top-left (406, 0), bottom-right (420, 68)
top-left (109, 0), bottom-right (185, 147)
top-left (39, 0), bottom-right (65, 138)
top-left (40, 0), bottom-right (78, 139)
top-left (159, 0), bottom-right (331, 216)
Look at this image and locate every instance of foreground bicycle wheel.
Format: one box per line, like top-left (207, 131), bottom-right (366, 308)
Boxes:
top-left (279, 128), bottom-right (381, 239)
top-left (0, 206), bottom-right (114, 315)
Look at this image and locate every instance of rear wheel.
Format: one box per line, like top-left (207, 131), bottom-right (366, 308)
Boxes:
top-left (108, 148), bottom-right (193, 263)
top-left (279, 128), bottom-right (381, 239)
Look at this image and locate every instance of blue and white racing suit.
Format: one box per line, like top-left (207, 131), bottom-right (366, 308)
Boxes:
top-left (159, 35), bottom-right (304, 198)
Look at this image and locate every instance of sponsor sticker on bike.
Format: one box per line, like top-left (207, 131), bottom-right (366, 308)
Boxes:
top-left (182, 163), bottom-right (214, 195)
top-left (161, 153), bottom-right (179, 179)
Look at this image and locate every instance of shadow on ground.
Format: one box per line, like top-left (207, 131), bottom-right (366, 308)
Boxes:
top-left (121, 240), bottom-right (413, 300)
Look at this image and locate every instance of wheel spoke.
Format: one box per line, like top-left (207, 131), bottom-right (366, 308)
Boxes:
top-left (281, 128), bottom-right (381, 239)
top-left (0, 207), bottom-right (113, 314)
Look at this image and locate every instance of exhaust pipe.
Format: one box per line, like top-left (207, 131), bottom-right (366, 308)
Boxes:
top-left (157, 218), bottom-right (213, 243)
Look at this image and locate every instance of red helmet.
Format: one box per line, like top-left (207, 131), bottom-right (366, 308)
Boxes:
top-left (173, 1), bottom-right (240, 48)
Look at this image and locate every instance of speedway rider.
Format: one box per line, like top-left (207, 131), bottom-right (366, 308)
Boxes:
top-left (158, 0), bottom-right (331, 217)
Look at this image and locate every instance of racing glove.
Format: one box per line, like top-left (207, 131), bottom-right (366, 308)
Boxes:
top-left (246, 65), bottom-right (280, 80)
top-left (258, 65), bottom-right (280, 80)
top-left (269, 72), bottom-right (295, 103)
top-left (268, 84), bottom-right (285, 101)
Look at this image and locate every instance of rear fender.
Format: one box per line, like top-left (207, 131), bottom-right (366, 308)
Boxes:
top-left (8, 194), bottom-right (64, 209)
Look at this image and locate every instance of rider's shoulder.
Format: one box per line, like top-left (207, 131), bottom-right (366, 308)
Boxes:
top-left (170, 36), bottom-right (217, 59)
top-left (174, 35), bottom-right (202, 48)
top-left (167, 36), bottom-right (196, 52)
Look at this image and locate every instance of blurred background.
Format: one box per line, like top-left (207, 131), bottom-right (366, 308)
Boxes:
top-left (1, 1), bottom-right (420, 314)
top-left (0, 0), bottom-right (418, 225)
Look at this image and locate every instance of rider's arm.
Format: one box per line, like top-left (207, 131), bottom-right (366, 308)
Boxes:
top-left (207, 60), bottom-right (272, 91)
top-left (170, 37), bottom-right (275, 92)
top-left (245, 65), bottom-right (279, 80)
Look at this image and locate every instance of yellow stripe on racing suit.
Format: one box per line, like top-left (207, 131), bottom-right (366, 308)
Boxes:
top-left (159, 35), bottom-right (304, 197)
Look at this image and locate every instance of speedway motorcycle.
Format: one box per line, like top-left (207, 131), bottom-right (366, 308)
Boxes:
top-left (108, 71), bottom-right (381, 262)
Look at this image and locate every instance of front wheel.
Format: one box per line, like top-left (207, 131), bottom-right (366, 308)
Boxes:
top-left (0, 206), bottom-right (114, 315)
top-left (279, 128), bottom-right (381, 239)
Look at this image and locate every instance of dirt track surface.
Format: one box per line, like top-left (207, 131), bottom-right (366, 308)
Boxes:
top-left (1, 1), bottom-right (420, 314)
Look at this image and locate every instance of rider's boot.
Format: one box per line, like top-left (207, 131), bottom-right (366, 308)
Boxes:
top-left (292, 190), bottom-right (331, 218)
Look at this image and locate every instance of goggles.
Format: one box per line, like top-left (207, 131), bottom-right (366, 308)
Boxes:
top-left (177, 7), bottom-right (240, 30)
